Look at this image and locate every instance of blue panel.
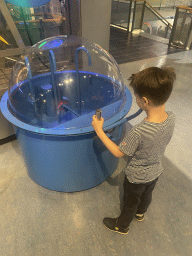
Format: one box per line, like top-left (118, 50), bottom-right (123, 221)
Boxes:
top-left (5, 0), bottom-right (51, 7)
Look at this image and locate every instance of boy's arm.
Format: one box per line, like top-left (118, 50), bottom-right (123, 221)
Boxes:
top-left (92, 115), bottom-right (125, 158)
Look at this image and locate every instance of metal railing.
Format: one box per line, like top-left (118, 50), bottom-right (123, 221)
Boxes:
top-left (133, 1), bottom-right (173, 39)
top-left (111, 0), bottom-right (174, 39)
top-left (145, 2), bottom-right (173, 29)
top-left (147, 0), bottom-right (192, 9)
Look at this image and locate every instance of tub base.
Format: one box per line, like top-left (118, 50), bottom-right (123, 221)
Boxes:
top-left (14, 126), bottom-right (120, 192)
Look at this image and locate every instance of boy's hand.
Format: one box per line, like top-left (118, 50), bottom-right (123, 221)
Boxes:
top-left (92, 115), bottom-right (104, 133)
top-left (92, 115), bottom-right (125, 158)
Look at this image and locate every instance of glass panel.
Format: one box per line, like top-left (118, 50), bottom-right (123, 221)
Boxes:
top-left (0, 0), bottom-right (80, 96)
top-left (172, 10), bottom-right (192, 47)
top-left (111, 0), bottom-right (131, 28)
top-left (160, 0), bottom-right (176, 7)
top-left (6, 1), bottom-right (65, 47)
top-left (142, 4), bottom-right (172, 38)
top-left (147, 0), bottom-right (161, 8)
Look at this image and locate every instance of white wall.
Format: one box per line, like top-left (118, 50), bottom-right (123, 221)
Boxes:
top-left (81, 0), bottom-right (112, 51)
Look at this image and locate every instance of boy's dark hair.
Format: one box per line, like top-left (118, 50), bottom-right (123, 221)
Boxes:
top-left (128, 66), bottom-right (176, 106)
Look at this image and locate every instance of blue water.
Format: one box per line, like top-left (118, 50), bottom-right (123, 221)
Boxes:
top-left (8, 71), bottom-right (125, 129)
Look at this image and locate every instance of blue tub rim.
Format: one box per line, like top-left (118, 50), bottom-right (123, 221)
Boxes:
top-left (0, 87), bottom-right (132, 136)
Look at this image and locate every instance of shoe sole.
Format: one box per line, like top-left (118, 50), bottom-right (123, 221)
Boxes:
top-left (135, 216), bottom-right (144, 221)
top-left (103, 223), bottom-right (129, 235)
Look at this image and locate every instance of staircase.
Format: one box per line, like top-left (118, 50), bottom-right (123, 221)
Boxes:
top-left (111, 1), bottom-right (174, 39)
top-left (111, 1), bottom-right (192, 53)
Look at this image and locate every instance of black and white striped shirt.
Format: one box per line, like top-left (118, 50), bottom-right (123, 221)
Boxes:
top-left (119, 111), bottom-right (176, 184)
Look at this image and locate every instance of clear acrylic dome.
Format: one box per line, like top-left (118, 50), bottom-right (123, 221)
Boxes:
top-left (8, 35), bottom-right (126, 131)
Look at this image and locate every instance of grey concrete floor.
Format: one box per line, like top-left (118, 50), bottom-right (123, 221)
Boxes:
top-left (1, 50), bottom-right (192, 256)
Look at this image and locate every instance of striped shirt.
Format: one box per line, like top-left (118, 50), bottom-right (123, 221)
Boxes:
top-left (119, 111), bottom-right (176, 184)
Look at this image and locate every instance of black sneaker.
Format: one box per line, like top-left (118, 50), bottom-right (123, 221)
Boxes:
top-left (135, 214), bottom-right (144, 221)
top-left (103, 217), bottom-right (129, 234)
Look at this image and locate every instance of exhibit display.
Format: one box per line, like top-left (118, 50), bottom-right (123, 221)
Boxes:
top-left (0, 36), bottom-right (142, 191)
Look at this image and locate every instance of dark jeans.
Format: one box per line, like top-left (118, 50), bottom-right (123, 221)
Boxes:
top-left (118, 175), bottom-right (159, 228)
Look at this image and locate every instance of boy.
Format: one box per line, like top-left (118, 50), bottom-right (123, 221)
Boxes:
top-left (92, 66), bottom-right (176, 234)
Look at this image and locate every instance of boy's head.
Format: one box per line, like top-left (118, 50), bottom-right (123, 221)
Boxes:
top-left (128, 67), bottom-right (176, 107)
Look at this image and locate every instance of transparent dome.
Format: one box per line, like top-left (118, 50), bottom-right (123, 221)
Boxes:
top-left (8, 36), bottom-right (126, 131)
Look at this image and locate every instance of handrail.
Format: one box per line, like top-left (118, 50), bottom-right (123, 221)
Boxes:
top-left (14, 18), bottom-right (66, 24)
top-left (177, 5), bottom-right (192, 13)
top-left (145, 1), bottom-right (173, 28)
